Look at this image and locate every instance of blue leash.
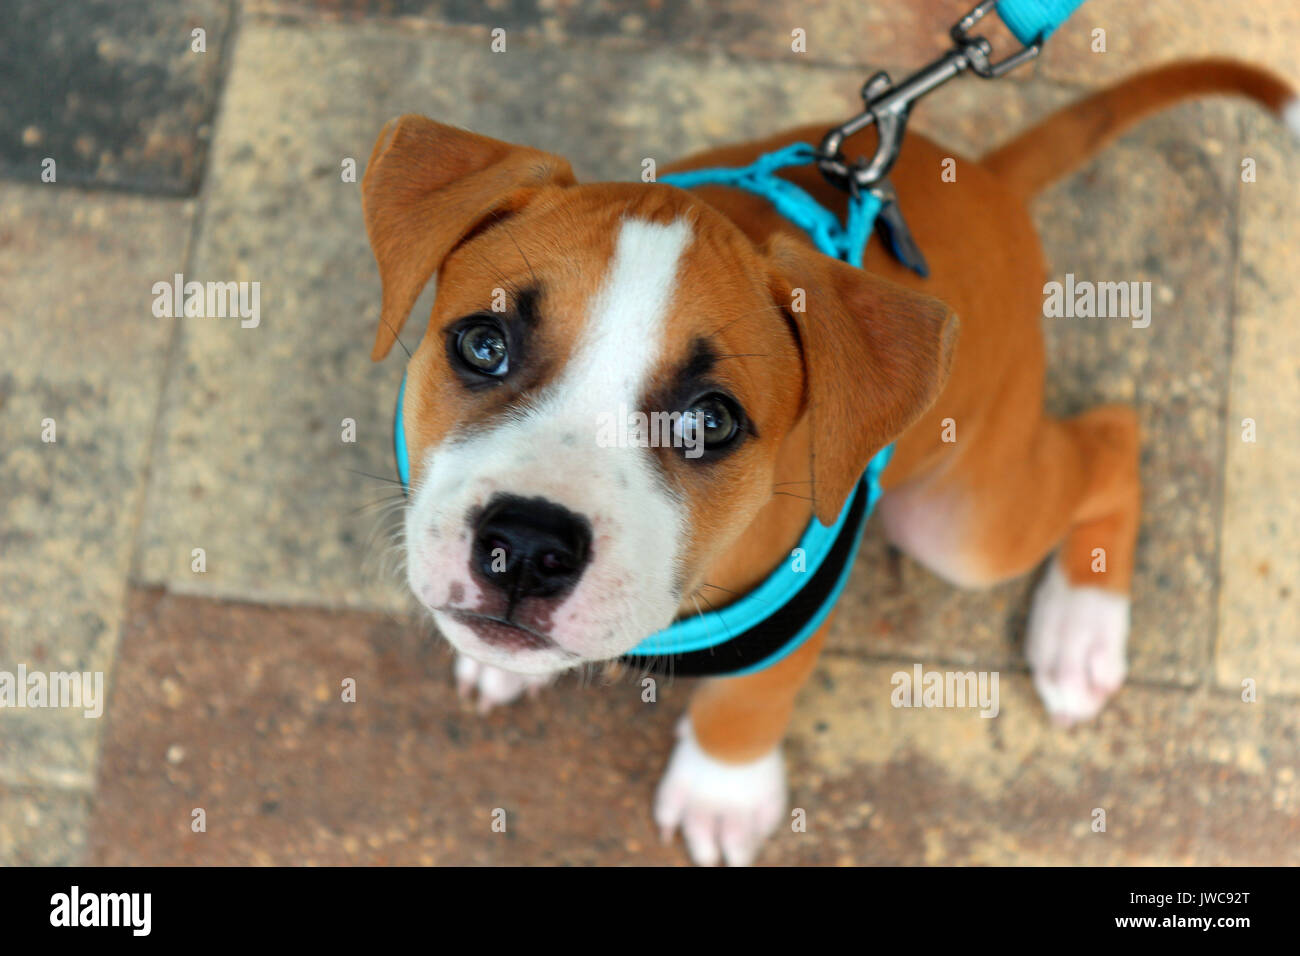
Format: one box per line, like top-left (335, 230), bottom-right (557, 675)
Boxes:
top-left (996, 0), bottom-right (1086, 45)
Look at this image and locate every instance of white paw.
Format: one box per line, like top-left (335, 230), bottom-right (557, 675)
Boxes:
top-left (653, 717), bottom-right (787, 867)
top-left (1026, 557), bottom-right (1130, 726)
top-left (454, 654), bottom-right (552, 714)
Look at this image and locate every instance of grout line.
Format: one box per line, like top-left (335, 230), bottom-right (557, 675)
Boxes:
top-left (76, 3), bottom-right (249, 854)
top-left (821, 645), bottom-right (1300, 701)
top-left (1205, 109), bottom-right (1247, 692)
top-left (123, 3), bottom-right (243, 588)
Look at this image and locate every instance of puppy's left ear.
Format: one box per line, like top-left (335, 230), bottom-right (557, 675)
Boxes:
top-left (765, 233), bottom-right (959, 524)
top-left (361, 115), bottom-right (576, 360)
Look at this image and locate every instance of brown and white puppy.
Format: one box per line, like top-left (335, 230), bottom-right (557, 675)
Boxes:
top-left (361, 60), bottom-right (1297, 865)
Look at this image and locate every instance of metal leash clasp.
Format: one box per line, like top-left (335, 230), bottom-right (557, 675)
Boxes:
top-left (816, 0), bottom-right (1045, 195)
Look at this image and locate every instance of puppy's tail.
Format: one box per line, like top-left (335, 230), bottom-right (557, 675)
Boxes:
top-left (983, 58), bottom-right (1298, 198)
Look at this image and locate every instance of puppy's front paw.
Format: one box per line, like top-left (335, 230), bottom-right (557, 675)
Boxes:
top-left (654, 717), bottom-right (787, 867)
top-left (1026, 557), bottom-right (1130, 726)
top-left (454, 654), bottom-right (552, 714)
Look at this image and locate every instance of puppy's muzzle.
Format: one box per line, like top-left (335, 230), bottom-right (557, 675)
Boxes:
top-left (471, 494), bottom-right (593, 601)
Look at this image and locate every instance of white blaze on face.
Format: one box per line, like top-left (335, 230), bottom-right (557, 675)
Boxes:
top-left (405, 217), bottom-right (694, 674)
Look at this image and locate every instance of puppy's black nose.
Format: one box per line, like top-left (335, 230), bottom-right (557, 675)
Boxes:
top-left (472, 495), bottom-right (593, 599)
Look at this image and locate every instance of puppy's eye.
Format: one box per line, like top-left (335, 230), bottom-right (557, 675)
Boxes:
top-left (681, 393), bottom-right (741, 450)
top-left (455, 321), bottom-right (509, 376)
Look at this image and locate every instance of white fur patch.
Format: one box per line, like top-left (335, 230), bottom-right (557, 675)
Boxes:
top-left (406, 218), bottom-right (693, 674)
top-left (454, 653), bottom-right (553, 713)
top-left (572, 217), bottom-right (694, 400)
top-left (1283, 99), bottom-right (1300, 142)
top-left (1025, 557), bottom-right (1130, 725)
top-left (654, 716), bottom-right (787, 867)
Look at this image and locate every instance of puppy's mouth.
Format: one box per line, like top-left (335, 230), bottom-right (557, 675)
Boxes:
top-left (439, 607), bottom-right (557, 652)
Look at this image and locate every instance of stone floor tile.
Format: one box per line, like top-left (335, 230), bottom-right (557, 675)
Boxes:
top-left (89, 589), bottom-right (685, 865)
top-left (784, 654), bottom-right (1300, 865)
top-left (248, 0), bottom-right (1031, 74)
top-left (0, 785), bottom-right (91, 865)
top-left (88, 588), bottom-right (1298, 865)
top-left (0, 185), bottom-right (193, 789)
top-left (0, 0), bottom-right (235, 195)
top-left (1215, 111), bottom-right (1300, 695)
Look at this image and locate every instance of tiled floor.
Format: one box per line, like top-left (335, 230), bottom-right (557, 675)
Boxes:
top-left (2, 0), bottom-right (1297, 865)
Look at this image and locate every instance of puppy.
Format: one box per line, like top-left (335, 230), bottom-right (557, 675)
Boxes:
top-left (360, 59), bottom-right (1297, 865)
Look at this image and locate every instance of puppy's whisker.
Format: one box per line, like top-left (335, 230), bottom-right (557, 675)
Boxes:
top-left (498, 215), bottom-right (541, 291)
top-left (698, 580), bottom-right (774, 608)
top-left (708, 304), bottom-right (782, 338)
top-left (348, 494), bottom-right (408, 517)
top-left (771, 490), bottom-right (815, 503)
top-left (376, 311), bottom-right (412, 358)
top-left (346, 467), bottom-right (406, 486)
top-left (696, 581), bottom-right (742, 595)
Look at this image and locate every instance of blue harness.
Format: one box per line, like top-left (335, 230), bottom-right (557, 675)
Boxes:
top-left (392, 0), bottom-right (1086, 677)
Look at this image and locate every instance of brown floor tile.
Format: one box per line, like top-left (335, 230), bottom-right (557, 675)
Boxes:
top-left (89, 588), bottom-right (689, 865)
top-left (89, 589), bottom-right (1300, 865)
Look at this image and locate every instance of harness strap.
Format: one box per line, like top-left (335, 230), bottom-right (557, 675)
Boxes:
top-left (660, 143), bottom-right (881, 268)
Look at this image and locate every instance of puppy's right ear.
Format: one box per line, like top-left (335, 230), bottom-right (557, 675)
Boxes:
top-left (361, 116), bottom-right (575, 360)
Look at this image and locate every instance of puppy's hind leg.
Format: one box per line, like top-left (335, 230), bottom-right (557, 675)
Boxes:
top-left (1024, 405), bottom-right (1141, 725)
top-left (882, 403), bottom-right (1141, 724)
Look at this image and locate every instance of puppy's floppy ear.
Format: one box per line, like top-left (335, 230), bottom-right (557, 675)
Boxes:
top-left (765, 233), bottom-right (959, 524)
top-left (361, 115), bottom-right (576, 360)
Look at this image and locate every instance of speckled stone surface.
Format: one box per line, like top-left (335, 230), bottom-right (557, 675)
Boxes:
top-left (1215, 112), bottom-right (1300, 695)
top-left (131, 23), bottom-right (431, 613)
top-left (783, 654), bottom-right (1300, 865)
top-left (0, 786), bottom-right (91, 865)
top-left (89, 589), bottom-right (685, 865)
top-left (1038, 0), bottom-right (1300, 92)
top-left (248, 0), bottom-right (1030, 75)
top-left (88, 589), bottom-right (1299, 865)
top-left (0, 185), bottom-right (193, 790)
top-left (0, 0), bottom-right (235, 195)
